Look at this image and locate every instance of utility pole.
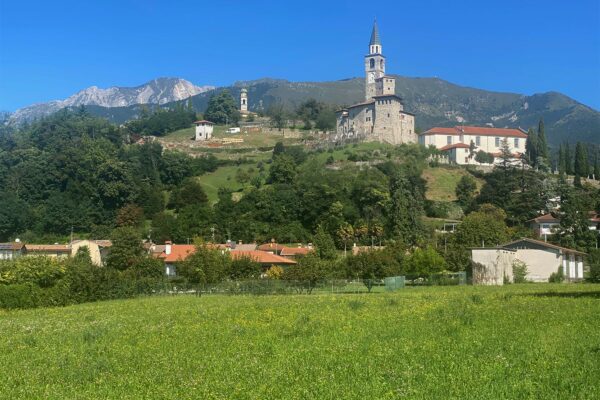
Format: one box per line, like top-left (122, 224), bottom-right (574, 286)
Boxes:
top-left (70, 226), bottom-right (74, 247)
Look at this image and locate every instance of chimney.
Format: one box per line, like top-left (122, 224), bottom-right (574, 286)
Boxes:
top-left (238, 240), bottom-right (242, 245)
top-left (165, 241), bottom-right (172, 255)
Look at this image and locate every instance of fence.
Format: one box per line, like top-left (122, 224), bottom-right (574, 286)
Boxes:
top-left (152, 273), bottom-right (466, 297)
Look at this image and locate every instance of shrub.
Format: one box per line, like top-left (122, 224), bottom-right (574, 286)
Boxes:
top-left (549, 267), bottom-right (565, 283)
top-left (512, 260), bottom-right (529, 283)
top-left (0, 283), bottom-right (40, 309)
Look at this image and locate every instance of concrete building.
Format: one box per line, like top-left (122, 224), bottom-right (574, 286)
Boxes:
top-left (335, 21), bottom-right (416, 145)
top-left (194, 120), bottom-right (214, 141)
top-left (419, 126), bottom-right (527, 165)
top-left (471, 238), bottom-right (586, 285)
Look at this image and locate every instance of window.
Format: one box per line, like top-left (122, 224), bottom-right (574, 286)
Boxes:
top-left (387, 113), bottom-right (390, 117)
top-left (370, 58), bottom-right (375, 69)
top-left (514, 138), bottom-right (519, 148)
top-left (495, 137), bottom-right (500, 147)
top-left (380, 59), bottom-right (384, 68)
top-left (447, 136), bottom-right (452, 145)
top-left (476, 136), bottom-right (481, 146)
top-left (459, 134), bottom-right (464, 143)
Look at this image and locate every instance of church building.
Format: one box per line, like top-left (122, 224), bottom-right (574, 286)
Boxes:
top-left (335, 22), bottom-right (416, 145)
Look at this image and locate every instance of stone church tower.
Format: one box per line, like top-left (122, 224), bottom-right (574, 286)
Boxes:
top-left (365, 21), bottom-right (385, 101)
top-left (335, 21), bottom-right (417, 145)
top-left (240, 88), bottom-right (248, 112)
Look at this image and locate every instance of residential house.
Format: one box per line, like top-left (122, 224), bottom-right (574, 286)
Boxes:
top-left (279, 246), bottom-right (312, 259)
top-left (24, 244), bottom-right (70, 258)
top-left (230, 250), bottom-right (296, 269)
top-left (0, 242), bottom-right (24, 260)
top-left (157, 242), bottom-right (297, 277)
top-left (159, 242), bottom-right (196, 277)
top-left (419, 126), bottom-right (527, 165)
top-left (471, 238), bottom-right (586, 285)
top-left (528, 212), bottom-right (600, 239)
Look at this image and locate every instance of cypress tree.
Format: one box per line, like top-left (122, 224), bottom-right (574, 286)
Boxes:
top-left (565, 142), bottom-right (574, 175)
top-left (574, 142), bottom-right (589, 178)
top-left (558, 144), bottom-right (567, 175)
top-left (594, 150), bottom-right (600, 180)
top-left (525, 128), bottom-right (538, 167)
top-left (536, 118), bottom-right (549, 161)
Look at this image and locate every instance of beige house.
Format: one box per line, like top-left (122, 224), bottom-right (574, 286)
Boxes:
top-left (71, 240), bottom-right (112, 266)
top-left (419, 126), bottom-right (527, 165)
top-left (471, 238), bottom-right (586, 285)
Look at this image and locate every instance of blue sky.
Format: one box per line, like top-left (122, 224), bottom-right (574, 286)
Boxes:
top-left (1, 0), bottom-right (599, 111)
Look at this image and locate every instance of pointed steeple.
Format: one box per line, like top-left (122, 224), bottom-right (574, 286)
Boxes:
top-left (369, 20), bottom-right (381, 46)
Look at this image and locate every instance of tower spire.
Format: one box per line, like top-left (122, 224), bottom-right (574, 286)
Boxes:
top-left (369, 19), bottom-right (381, 46)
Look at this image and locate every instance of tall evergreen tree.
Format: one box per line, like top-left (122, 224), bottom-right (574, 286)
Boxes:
top-left (558, 144), bottom-right (567, 175)
top-left (525, 128), bottom-right (538, 167)
top-left (536, 118), bottom-right (549, 161)
top-left (574, 142), bottom-right (589, 179)
top-left (564, 142), bottom-right (574, 175)
top-left (594, 150), bottom-right (600, 180)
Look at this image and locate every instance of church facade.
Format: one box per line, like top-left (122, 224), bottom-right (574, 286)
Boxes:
top-left (335, 22), bottom-right (416, 145)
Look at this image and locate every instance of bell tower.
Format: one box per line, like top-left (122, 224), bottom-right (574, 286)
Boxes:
top-left (240, 88), bottom-right (248, 112)
top-left (365, 20), bottom-right (385, 100)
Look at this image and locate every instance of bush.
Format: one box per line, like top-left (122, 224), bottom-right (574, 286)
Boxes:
top-left (512, 260), bottom-right (529, 283)
top-left (0, 283), bottom-right (40, 309)
top-left (587, 249), bottom-right (600, 283)
top-left (549, 267), bottom-right (565, 283)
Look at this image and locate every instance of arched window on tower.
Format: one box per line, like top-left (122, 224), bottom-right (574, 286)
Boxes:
top-left (380, 59), bottom-right (384, 69)
top-left (369, 58), bottom-right (375, 69)
top-left (375, 46), bottom-right (379, 53)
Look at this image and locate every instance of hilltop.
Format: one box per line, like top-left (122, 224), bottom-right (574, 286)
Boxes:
top-left (13, 76), bottom-right (598, 145)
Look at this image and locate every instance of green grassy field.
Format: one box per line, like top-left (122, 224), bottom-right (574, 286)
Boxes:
top-left (1, 284), bottom-right (599, 399)
top-left (422, 166), bottom-right (484, 201)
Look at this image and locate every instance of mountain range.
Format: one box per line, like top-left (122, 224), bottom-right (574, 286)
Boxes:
top-left (7, 77), bottom-right (599, 145)
top-left (8, 78), bottom-right (213, 124)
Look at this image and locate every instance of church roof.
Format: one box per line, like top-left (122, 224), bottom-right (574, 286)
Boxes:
top-left (369, 21), bottom-right (381, 46)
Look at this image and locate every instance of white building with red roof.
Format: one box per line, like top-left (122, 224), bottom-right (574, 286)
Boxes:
top-left (419, 125), bottom-right (528, 165)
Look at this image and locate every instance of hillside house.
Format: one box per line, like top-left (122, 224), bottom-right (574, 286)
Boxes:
top-left (194, 120), bottom-right (214, 141)
top-left (528, 212), bottom-right (600, 239)
top-left (0, 242), bottom-right (24, 260)
top-left (419, 126), bottom-right (527, 165)
top-left (471, 238), bottom-right (586, 285)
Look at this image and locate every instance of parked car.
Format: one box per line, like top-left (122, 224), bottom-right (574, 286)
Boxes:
top-left (226, 127), bottom-right (241, 134)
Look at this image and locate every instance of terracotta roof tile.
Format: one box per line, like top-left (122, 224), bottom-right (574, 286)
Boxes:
top-left (230, 250), bottom-right (296, 265)
top-left (422, 126), bottom-right (528, 138)
top-left (439, 143), bottom-right (471, 151)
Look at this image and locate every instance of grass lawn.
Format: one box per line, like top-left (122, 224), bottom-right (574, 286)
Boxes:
top-left (422, 166), bottom-right (484, 201)
top-left (1, 284), bottom-right (599, 399)
top-left (196, 165), bottom-right (248, 204)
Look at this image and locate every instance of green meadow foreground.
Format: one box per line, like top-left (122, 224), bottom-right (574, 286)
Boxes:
top-left (1, 285), bottom-right (599, 399)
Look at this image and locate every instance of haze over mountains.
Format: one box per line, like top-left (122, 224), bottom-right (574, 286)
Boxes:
top-left (7, 76), bottom-right (599, 145)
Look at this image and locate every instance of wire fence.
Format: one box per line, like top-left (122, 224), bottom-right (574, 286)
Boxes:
top-left (150, 272), bottom-right (467, 297)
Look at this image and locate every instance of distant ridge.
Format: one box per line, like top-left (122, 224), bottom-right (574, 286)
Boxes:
top-left (8, 78), bottom-right (214, 124)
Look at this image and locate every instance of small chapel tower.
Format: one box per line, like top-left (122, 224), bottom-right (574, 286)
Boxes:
top-left (365, 20), bottom-right (386, 101)
top-left (240, 88), bottom-right (248, 113)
